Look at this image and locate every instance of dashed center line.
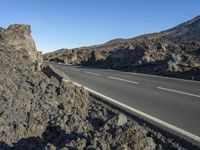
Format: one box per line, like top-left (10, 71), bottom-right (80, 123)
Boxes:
top-left (108, 69), bottom-right (115, 72)
top-left (107, 76), bottom-right (139, 84)
top-left (157, 86), bottom-right (200, 98)
top-left (70, 69), bottom-right (80, 71)
top-left (84, 71), bottom-right (100, 76)
top-left (69, 67), bottom-right (199, 99)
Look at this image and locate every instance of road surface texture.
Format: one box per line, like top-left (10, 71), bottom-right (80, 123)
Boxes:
top-left (52, 63), bottom-right (200, 140)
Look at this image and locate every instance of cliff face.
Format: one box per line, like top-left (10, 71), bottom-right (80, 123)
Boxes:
top-left (43, 16), bottom-right (200, 80)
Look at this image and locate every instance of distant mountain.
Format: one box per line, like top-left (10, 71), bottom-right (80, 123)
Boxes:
top-left (160, 15), bottom-right (200, 42)
top-left (43, 16), bottom-right (200, 80)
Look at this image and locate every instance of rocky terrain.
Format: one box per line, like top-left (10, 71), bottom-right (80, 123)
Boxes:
top-left (43, 16), bottom-right (200, 81)
top-left (0, 25), bottom-right (199, 150)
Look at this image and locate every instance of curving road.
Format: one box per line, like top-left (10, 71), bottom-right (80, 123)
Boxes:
top-left (52, 63), bottom-right (200, 141)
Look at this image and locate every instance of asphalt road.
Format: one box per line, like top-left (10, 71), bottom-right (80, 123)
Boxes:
top-left (53, 63), bottom-right (200, 138)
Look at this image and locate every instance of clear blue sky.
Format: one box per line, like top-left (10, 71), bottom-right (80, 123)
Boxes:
top-left (0, 0), bottom-right (200, 53)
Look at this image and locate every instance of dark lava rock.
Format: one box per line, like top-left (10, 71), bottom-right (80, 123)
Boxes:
top-left (0, 24), bottom-right (89, 146)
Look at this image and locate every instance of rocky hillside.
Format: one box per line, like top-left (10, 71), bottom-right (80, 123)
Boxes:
top-left (0, 25), bottom-right (198, 149)
top-left (0, 24), bottom-right (89, 149)
top-left (44, 16), bottom-right (200, 80)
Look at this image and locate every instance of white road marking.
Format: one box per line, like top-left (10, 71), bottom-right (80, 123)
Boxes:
top-left (72, 81), bottom-right (200, 144)
top-left (84, 71), bottom-right (100, 76)
top-left (70, 69), bottom-right (80, 72)
top-left (107, 76), bottom-right (138, 84)
top-left (129, 72), bottom-right (199, 83)
top-left (157, 86), bottom-right (200, 98)
top-left (108, 69), bottom-right (115, 72)
top-left (54, 63), bottom-right (199, 83)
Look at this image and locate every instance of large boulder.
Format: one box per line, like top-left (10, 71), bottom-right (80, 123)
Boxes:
top-left (43, 64), bottom-right (69, 83)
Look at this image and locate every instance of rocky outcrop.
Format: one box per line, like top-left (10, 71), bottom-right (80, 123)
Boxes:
top-left (43, 16), bottom-right (200, 80)
top-left (0, 24), bottom-right (89, 146)
top-left (0, 25), bottom-right (37, 62)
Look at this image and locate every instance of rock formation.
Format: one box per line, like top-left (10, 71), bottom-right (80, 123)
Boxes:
top-left (0, 25), bottom-right (37, 62)
top-left (0, 24), bottom-right (89, 148)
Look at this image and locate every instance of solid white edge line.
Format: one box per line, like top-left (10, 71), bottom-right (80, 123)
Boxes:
top-left (84, 71), bottom-right (100, 76)
top-left (157, 86), bottom-right (200, 98)
top-left (72, 81), bottom-right (200, 143)
top-left (107, 76), bottom-right (138, 84)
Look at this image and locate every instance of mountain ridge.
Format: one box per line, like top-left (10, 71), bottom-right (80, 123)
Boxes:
top-left (43, 16), bottom-right (200, 80)
top-left (45, 15), bottom-right (200, 55)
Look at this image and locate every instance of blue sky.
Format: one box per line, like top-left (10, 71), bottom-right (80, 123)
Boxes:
top-left (0, 0), bottom-right (200, 53)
